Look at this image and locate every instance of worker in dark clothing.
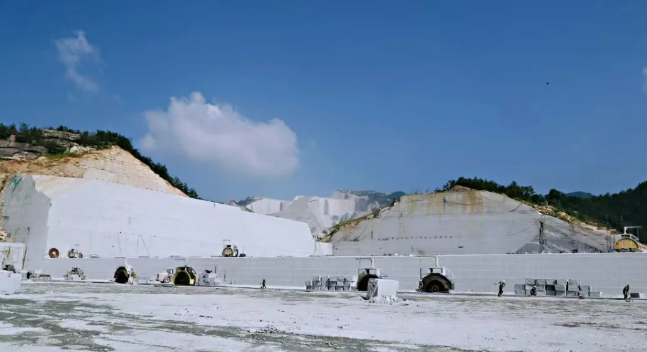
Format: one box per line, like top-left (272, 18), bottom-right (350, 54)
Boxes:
top-left (530, 286), bottom-right (537, 296)
top-left (261, 278), bottom-right (266, 289)
top-left (623, 284), bottom-right (630, 301)
top-left (497, 280), bottom-right (506, 297)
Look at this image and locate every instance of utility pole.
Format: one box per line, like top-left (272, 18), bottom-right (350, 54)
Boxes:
top-left (539, 221), bottom-right (545, 253)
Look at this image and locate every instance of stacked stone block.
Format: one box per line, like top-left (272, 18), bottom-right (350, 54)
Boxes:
top-left (515, 278), bottom-right (602, 298)
top-left (305, 275), bottom-right (354, 291)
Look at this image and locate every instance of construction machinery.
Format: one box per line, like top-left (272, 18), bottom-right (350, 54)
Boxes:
top-left (609, 226), bottom-right (642, 252)
top-left (67, 245), bottom-right (84, 258)
top-left (156, 269), bottom-right (174, 284)
top-left (64, 267), bottom-right (86, 281)
top-left (418, 267), bottom-right (454, 293)
top-left (113, 262), bottom-right (137, 284)
top-left (222, 244), bottom-right (239, 257)
top-left (198, 269), bottom-right (221, 286)
top-left (354, 258), bottom-right (383, 291)
top-left (172, 265), bottom-right (198, 286)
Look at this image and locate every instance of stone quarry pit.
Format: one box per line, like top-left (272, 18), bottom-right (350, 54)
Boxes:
top-left (0, 282), bottom-right (645, 352)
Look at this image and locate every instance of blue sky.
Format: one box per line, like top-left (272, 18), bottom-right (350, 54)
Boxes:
top-left (2, 1), bottom-right (647, 202)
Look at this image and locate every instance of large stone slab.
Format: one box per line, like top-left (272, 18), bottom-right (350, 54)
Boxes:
top-left (0, 270), bottom-right (21, 294)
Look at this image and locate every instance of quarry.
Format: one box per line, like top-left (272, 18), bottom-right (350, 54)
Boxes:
top-left (1, 130), bottom-right (646, 352)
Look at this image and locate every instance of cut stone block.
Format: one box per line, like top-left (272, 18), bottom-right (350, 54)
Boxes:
top-left (535, 291), bottom-right (546, 296)
top-left (579, 285), bottom-right (590, 292)
top-left (535, 279), bottom-right (547, 285)
top-left (568, 279), bottom-right (579, 286)
top-left (536, 285), bottom-right (546, 291)
top-left (555, 279), bottom-right (566, 286)
top-left (630, 293), bottom-right (640, 298)
top-left (545, 285), bottom-right (556, 291)
top-left (525, 278), bottom-right (535, 285)
top-left (554, 284), bottom-right (566, 291)
top-left (589, 291), bottom-right (601, 298)
top-left (546, 290), bottom-right (556, 296)
top-left (514, 284), bottom-right (525, 295)
top-left (525, 285), bottom-right (534, 291)
top-left (566, 291), bottom-right (579, 297)
top-left (555, 290), bottom-right (566, 296)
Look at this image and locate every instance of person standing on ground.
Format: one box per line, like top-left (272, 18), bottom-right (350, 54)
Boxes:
top-left (497, 280), bottom-right (506, 297)
top-left (623, 284), bottom-right (630, 301)
top-left (261, 278), bottom-right (266, 289)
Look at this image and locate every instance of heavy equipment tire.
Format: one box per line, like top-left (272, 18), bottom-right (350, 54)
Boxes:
top-left (114, 267), bottom-right (129, 284)
top-left (356, 274), bottom-right (379, 292)
top-left (174, 271), bottom-right (192, 286)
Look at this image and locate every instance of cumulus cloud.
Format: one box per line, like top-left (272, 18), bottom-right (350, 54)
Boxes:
top-left (55, 31), bottom-right (99, 91)
top-left (141, 92), bottom-right (299, 176)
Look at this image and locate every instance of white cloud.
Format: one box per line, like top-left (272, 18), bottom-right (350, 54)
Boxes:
top-left (141, 92), bottom-right (299, 177)
top-left (55, 31), bottom-right (99, 91)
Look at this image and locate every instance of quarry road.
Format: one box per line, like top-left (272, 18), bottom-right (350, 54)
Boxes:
top-left (0, 283), bottom-right (645, 352)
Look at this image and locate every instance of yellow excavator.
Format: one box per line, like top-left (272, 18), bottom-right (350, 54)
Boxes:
top-left (172, 266), bottom-right (198, 286)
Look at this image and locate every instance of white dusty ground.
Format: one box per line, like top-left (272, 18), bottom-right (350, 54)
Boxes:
top-left (0, 282), bottom-right (646, 352)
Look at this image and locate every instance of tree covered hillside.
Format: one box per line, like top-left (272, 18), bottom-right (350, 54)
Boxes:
top-left (443, 177), bottom-right (646, 243)
top-left (0, 122), bottom-right (199, 198)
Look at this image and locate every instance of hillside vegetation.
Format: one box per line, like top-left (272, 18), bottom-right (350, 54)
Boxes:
top-left (443, 177), bottom-right (646, 243)
top-left (0, 123), bottom-right (198, 198)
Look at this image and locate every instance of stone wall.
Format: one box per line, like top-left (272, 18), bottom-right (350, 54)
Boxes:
top-left (24, 253), bottom-right (647, 297)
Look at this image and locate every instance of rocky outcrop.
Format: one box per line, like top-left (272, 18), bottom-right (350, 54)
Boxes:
top-left (41, 130), bottom-right (81, 148)
top-left (0, 130), bottom-right (89, 160)
top-left (0, 138), bottom-right (48, 160)
top-left (0, 146), bottom-right (186, 197)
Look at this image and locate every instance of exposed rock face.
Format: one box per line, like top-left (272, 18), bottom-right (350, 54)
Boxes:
top-left (245, 195), bottom-right (364, 235)
top-left (0, 139), bottom-right (48, 160)
top-left (327, 190), bottom-right (611, 256)
top-left (0, 130), bottom-right (87, 160)
top-left (0, 145), bottom-right (189, 242)
top-left (0, 146), bottom-right (186, 197)
top-left (41, 130), bottom-right (81, 148)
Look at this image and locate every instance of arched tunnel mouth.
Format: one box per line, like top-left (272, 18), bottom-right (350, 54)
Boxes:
top-left (174, 270), bottom-right (192, 286)
top-left (357, 274), bottom-right (379, 291)
top-left (114, 267), bottom-right (129, 284)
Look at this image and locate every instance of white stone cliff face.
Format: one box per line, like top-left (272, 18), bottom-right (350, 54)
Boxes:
top-left (328, 190), bottom-right (611, 256)
top-left (246, 194), bottom-right (368, 236)
top-left (1, 175), bottom-right (314, 268)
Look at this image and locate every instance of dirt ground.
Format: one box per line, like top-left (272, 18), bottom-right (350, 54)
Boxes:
top-left (0, 282), bottom-right (645, 352)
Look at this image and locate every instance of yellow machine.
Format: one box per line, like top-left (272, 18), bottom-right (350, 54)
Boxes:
top-left (614, 238), bottom-right (640, 252)
top-left (222, 244), bottom-right (239, 257)
top-left (114, 264), bottom-right (137, 284)
top-left (611, 227), bottom-right (642, 253)
top-left (172, 266), bottom-right (198, 286)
